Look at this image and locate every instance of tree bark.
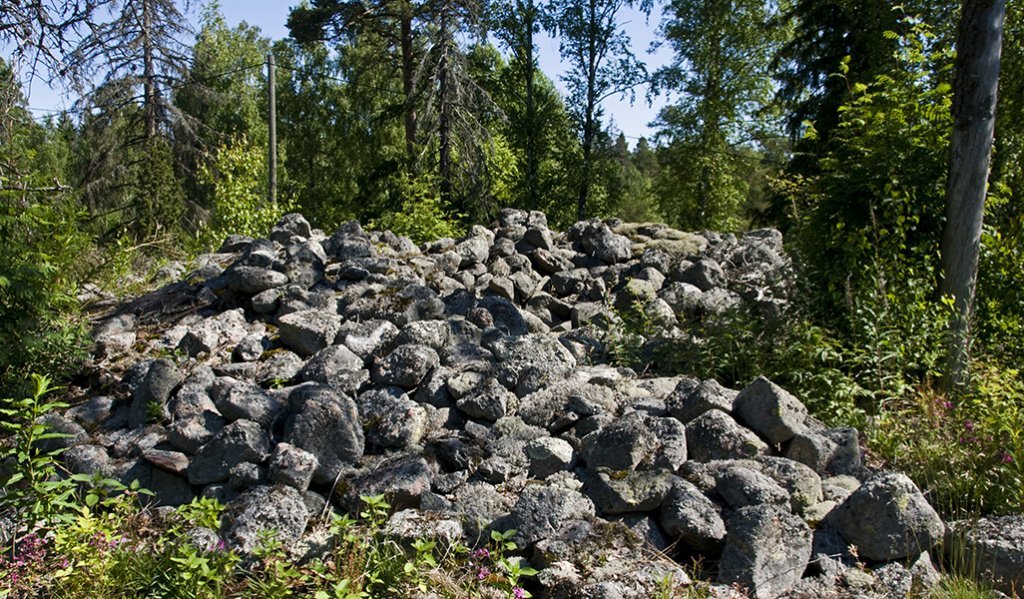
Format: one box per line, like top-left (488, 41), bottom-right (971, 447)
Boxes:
top-left (438, 10), bottom-right (452, 207)
top-left (524, 0), bottom-right (539, 210)
top-left (400, 12), bottom-right (417, 161)
top-left (940, 0), bottom-right (1005, 392)
top-left (142, 0), bottom-right (157, 139)
top-left (577, 0), bottom-right (599, 221)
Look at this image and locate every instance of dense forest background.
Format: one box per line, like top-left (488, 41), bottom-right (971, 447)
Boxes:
top-left (2, 0), bottom-right (1023, 514)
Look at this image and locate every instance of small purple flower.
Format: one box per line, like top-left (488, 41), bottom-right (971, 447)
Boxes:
top-left (942, 401), bottom-right (953, 411)
top-left (1002, 452), bottom-right (1014, 463)
top-left (477, 566), bottom-right (491, 581)
top-left (964, 420), bottom-right (975, 432)
top-left (472, 547), bottom-right (490, 560)
top-left (513, 586), bottom-right (526, 599)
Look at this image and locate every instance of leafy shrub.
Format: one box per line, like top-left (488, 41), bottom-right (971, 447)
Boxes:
top-left (194, 135), bottom-right (296, 250)
top-left (871, 361), bottom-right (1024, 518)
top-left (369, 174), bottom-right (465, 245)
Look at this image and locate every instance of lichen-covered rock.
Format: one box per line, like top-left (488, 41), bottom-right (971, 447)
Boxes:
top-left (188, 419), bottom-right (271, 485)
top-left (660, 479), bottom-right (726, 553)
top-left (371, 343), bottom-right (439, 388)
top-left (582, 469), bottom-right (675, 516)
top-left (946, 515), bottom-right (1024, 595)
top-left (830, 472), bottom-right (944, 561)
top-left (283, 384), bottom-right (364, 484)
top-left (506, 483), bottom-right (596, 547)
top-left (268, 443), bottom-right (319, 492)
top-left (686, 410), bottom-right (769, 462)
top-left (717, 505), bottom-right (812, 599)
top-left (277, 309), bottom-right (343, 356)
top-left (221, 485), bottom-right (309, 553)
top-left (733, 376), bottom-right (807, 444)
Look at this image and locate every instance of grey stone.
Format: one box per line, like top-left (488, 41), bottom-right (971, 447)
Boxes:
top-left (506, 483), bottom-right (596, 547)
top-left (456, 378), bottom-right (514, 421)
top-left (297, 344), bottom-right (367, 394)
top-left (221, 485), bottom-right (309, 553)
top-left (67, 395), bottom-right (116, 428)
top-left (226, 266), bottom-right (290, 294)
top-left (129, 359), bottom-right (183, 429)
top-left (756, 456), bottom-right (823, 514)
top-left (335, 454), bottom-right (437, 513)
top-left (63, 444), bottom-right (115, 477)
top-left (268, 443), bottom-right (319, 492)
top-left (142, 449), bottom-right (190, 475)
top-left (490, 333), bottom-right (577, 392)
top-left (525, 437), bottom-right (575, 479)
top-left (228, 461), bottom-right (264, 491)
top-left (395, 320), bottom-right (451, 350)
top-left (277, 309), bottom-right (343, 357)
top-left (784, 431), bottom-right (839, 473)
top-left (685, 410), bottom-right (769, 461)
top-left (830, 472), bottom-right (944, 561)
top-left (356, 387), bottom-right (427, 450)
top-left (583, 469), bottom-right (675, 516)
top-left (659, 478), bottom-right (726, 553)
top-left (733, 376), bottom-right (808, 444)
top-left (188, 419), bottom-right (271, 485)
top-left (270, 213), bottom-right (312, 243)
top-left (713, 464), bottom-right (790, 510)
top-left (337, 319), bottom-right (399, 362)
top-left (211, 379), bottom-right (285, 427)
top-left (946, 515), bottom-right (1024, 595)
top-left (717, 505), bottom-right (813, 599)
top-left (284, 384), bottom-right (364, 485)
top-left (178, 308), bottom-right (251, 358)
top-left (371, 343), bottom-right (439, 388)
top-left (676, 258), bottom-right (727, 291)
top-left (233, 333), bottom-right (269, 362)
top-left (667, 378), bottom-right (737, 424)
top-left (166, 413), bottom-right (225, 454)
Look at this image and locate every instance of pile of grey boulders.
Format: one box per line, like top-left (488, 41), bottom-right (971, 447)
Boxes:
top-left (53, 211), bottom-right (1021, 597)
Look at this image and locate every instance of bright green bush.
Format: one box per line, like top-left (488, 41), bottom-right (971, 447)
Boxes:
top-left (368, 174), bottom-right (465, 245)
top-left (195, 135), bottom-right (295, 250)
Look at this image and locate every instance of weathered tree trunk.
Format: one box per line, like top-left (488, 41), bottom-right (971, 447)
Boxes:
top-left (400, 12), bottom-right (417, 160)
top-left (940, 0), bottom-right (1006, 393)
top-left (438, 11), bottom-right (452, 207)
top-left (577, 0), bottom-right (599, 221)
top-left (524, 0), bottom-right (540, 211)
top-left (142, 0), bottom-right (157, 139)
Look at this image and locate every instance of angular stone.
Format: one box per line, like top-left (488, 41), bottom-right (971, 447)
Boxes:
top-left (356, 387), bottom-right (427, 451)
top-left (733, 377), bottom-right (808, 444)
top-left (713, 464), bottom-right (790, 510)
top-left (178, 308), bottom-right (251, 358)
top-left (667, 378), bottom-right (737, 424)
top-left (277, 309), bottom-right (343, 357)
top-left (337, 319), bottom-right (399, 362)
top-left (129, 359), bottom-right (183, 429)
top-left (456, 378), bottom-right (513, 421)
top-left (211, 379), bottom-right (285, 427)
top-left (507, 484), bottom-right (596, 547)
top-left (284, 384), bottom-right (364, 485)
top-left (221, 485), bottom-right (309, 553)
top-left (718, 505), bottom-right (813, 599)
top-left (583, 469), bottom-right (675, 515)
top-left (686, 410), bottom-right (769, 462)
top-left (269, 443), bottom-right (319, 492)
top-left (525, 437), bottom-right (575, 479)
top-left (831, 472), bottom-right (944, 561)
top-left (226, 266), bottom-right (290, 294)
top-left (188, 419), bottom-right (271, 485)
top-left (335, 454), bottom-right (437, 513)
top-left (371, 343), bottom-right (439, 388)
top-left (659, 479), bottom-right (726, 553)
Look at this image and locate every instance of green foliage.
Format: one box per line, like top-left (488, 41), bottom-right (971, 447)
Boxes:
top-left (368, 174), bottom-right (465, 245)
top-left (788, 19), bottom-right (953, 332)
top-left (195, 135), bottom-right (295, 249)
top-left (0, 375), bottom-right (79, 526)
top-left (871, 361), bottom-right (1024, 519)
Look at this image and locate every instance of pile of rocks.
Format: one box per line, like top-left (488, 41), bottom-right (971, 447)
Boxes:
top-left (49, 211), bottom-right (1018, 597)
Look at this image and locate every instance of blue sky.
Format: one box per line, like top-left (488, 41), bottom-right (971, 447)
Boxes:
top-left (18, 1), bottom-right (672, 144)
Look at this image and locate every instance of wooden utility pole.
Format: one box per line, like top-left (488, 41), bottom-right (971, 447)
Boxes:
top-left (940, 0), bottom-right (1006, 393)
top-left (267, 51), bottom-right (278, 206)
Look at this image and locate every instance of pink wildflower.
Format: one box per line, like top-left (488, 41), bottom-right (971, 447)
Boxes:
top-left (513, 587), bottom-right (526, 599)
top-left (472, 547), bottom-right (490, 560)
top-left (477, 566), bottom-right (490, 580)
top-left (1002, 452), bottom-right (1014, 463)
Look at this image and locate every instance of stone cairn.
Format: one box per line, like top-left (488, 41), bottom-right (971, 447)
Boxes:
top-left (48, 210), bottom-right (1017, 597)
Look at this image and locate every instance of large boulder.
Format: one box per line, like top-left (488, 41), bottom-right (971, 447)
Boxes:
top-left (283, 384), bottom-right (364, 484)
